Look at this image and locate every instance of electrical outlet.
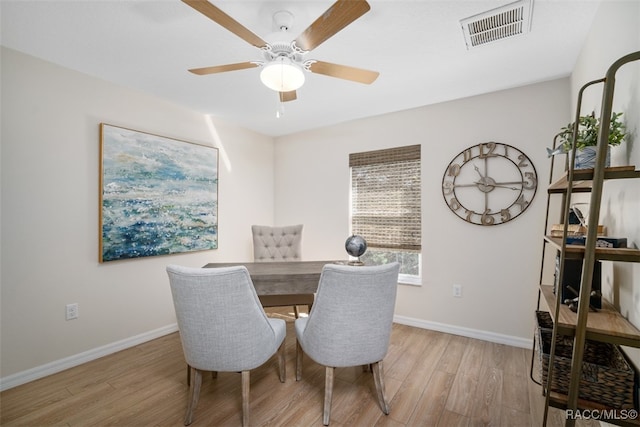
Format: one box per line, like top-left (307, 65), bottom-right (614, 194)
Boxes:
top-left (66, 303), bottom-right (78, 320)
top-left (453, 284), bottom-right (462, 298)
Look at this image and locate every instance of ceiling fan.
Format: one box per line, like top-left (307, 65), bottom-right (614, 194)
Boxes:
top-left (182, 0), bottom-right (379, 103)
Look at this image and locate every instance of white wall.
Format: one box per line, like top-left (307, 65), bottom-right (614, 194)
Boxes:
top-left (273, 78), bottom-right (570, 343)
top-left (3, 0), bottom-right (636, 389)
top-left (0, 47), bottom-right (275, 383)
top-left (569, 0), bottom-right (640, 368)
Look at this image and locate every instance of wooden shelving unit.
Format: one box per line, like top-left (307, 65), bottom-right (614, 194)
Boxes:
top-left (544, 236), bottom-right (640, 262)
top-left (540, 285), bottom-right (640, 347)
top-left (547, 166), bottom-right (640, 194)
top-left (533, 51), bottom-right (640, 427)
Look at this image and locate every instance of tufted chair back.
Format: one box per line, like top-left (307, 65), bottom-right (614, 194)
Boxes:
top-left (252, 224), bottom-right (303, 262)
top-left (251, 224), bottom-right (312, 318)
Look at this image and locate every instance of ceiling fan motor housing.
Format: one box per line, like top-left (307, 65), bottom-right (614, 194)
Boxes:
top-left (263, 41), bottom-right (306, 64)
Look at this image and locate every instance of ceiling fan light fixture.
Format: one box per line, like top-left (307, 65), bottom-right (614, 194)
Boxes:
top-left (260, 57), bottom-right (305, 92)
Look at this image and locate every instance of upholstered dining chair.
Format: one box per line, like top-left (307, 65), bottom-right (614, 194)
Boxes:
top-left (166, 264), bottom-right (286, 427)
top-left (294, 262), bottom-right (400, 425)
top-left (252, 224), bottom-right (314, 317)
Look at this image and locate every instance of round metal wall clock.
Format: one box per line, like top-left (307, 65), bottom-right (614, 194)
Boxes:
top-left (441, 142), bottom-right (537, 226)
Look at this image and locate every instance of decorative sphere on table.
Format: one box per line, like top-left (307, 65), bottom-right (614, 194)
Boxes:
top-left (345, 235), bottom-right (367, 265)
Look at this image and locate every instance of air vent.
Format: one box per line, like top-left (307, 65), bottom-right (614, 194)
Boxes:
top-left (460, 0), bottom-right (533, 49)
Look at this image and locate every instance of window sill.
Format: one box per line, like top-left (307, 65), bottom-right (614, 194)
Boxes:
top-left (398, 276), bottom-right (422, 286)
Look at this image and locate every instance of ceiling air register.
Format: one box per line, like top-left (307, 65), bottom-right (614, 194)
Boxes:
top-left (460, 0), bottom-right (533, 49)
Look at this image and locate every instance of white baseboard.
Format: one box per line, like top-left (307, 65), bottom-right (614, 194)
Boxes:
top-left (1, 317), bottom-right (532, 392)
top-left (0, 323), bottom-right (178, 392)
top-left (393, 314), bottom-right (533, 349)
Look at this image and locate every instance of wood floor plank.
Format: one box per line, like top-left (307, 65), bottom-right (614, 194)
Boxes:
top-left (483, 341), bottom-right (508, 370)
top-left (78, 380), bottom-right (186, 426)
top-left (438, 409), bottom-right (471, 426)
top-left (457, 337), bottom-right (486, 379)
top-left (503, 343), bottom-right (530, 379)
top-left (388, 331), bottom-right (450, 424)
top-left (375, 414), bottom-right (409, 427)
top-left (503, 371), bottom-right (531, 414)
top-left (405, 369), bottom-right (455, 426)
top-left (329, 375), bottom-right (382, 425)
top-left (251, 356), bottom-right (325, 425)
top-left (445, 370), bottom-right (478, 417)
top-left (0, 379), bottom-right (73, 424)
top-left (384, 327), bottom-right (433, 382)
top-left (436, 334), bottom-right (466, 374)
top-left (0, 308), bottom-right (574, 426)
top-left (344, 374), bottom-right (404, 427)
top-left (2, 382), bottom-right (116, 426)
top-left (502, 406), bottom-right (533, 426)
top-left (469, 364), bottom-right (503, 425)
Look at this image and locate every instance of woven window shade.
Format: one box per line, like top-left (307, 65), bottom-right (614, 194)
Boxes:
top-left (350, 145), bottom-right (421, 251)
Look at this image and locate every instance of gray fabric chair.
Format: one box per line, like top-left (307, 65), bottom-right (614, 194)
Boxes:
top-left (251, 224), bottom-right (314, 317)
top-left (294, 262), bottom-right (400, 425)
top-left (167, 264), bottom-right (286, 427)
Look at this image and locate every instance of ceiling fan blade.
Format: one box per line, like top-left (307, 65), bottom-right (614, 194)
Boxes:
top-left (279, 91), bottom-right (297, 102)
top-left (188, 62), bottom-right (259, 75)
top-left (182, 0), bottom-right (267, 48)
top-left (309, 61), bottom-right (379, 84)
top-left (294, 0), bottom-right (370, 51)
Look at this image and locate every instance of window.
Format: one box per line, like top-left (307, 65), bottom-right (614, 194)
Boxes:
top-left (349, 145), bottom-right (422, 284)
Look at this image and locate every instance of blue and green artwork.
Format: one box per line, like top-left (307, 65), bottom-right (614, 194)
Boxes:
top-left (100, 124), bottom-right (218, 262)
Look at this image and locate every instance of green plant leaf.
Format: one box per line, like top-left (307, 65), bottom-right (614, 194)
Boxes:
top-left (558, 111), bottom-right (626, 150)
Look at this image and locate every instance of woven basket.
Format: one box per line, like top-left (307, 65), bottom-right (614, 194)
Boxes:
top-left (535, 311), bottom-right (636, 409)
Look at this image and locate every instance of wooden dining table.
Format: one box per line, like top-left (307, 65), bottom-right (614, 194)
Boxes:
top-left (203, 260), bottom-right (342, 296)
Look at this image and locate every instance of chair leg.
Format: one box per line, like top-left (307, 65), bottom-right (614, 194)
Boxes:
top-left (184, 368), bottom-right (202, 425)
top-left (293, 305), bottom-right (300, 318)
top-left (187, 364), bottom-right (216, 385)
top-left (277, 341), bottom-right (286, 383)
top-left (241, 370), bottom-right (250, 427)
top-left (295, 340), bottom-right (303, 381)
top-left (371, 361), bottom-right (389, 415)
top-left (323, 366), bottom-right (334, 426)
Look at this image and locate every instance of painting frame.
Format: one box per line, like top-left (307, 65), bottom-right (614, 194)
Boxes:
top-left (99, 123), bottom-right (219, 262)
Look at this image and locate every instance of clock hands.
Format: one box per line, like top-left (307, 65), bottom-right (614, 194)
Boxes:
top-left (474, 182), bottom-right (521, 190)
top-left (452, 180), bottom-right (523, 191)
top-left (451, 183), bottom-right (479, 188)
top-left (490, 181), bottom-right (526, 185)
top-left (452, 178), bottom-right (522, 190)
top-left (474, 165), bottom-right (485, 179)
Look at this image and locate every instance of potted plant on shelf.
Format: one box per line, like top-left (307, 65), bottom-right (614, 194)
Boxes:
top-left (558, 111), bottom-right (626, 169)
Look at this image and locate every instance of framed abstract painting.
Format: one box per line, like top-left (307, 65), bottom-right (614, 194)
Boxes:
top-left (99, 124), bottom-right (218, 262)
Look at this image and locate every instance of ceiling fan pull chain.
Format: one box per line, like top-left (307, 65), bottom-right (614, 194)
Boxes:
top-left (276, 96), bottom-right (285, 119)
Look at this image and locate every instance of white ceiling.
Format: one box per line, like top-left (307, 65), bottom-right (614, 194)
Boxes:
top-left (1, 0), bottom-right (601, 137)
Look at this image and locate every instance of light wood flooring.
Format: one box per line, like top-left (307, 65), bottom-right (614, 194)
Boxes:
top-left (1, 308), bottom-right (599, 426)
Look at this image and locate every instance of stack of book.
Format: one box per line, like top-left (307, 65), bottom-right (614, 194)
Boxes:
top-left (549, 224), bottom-right (605, 238)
